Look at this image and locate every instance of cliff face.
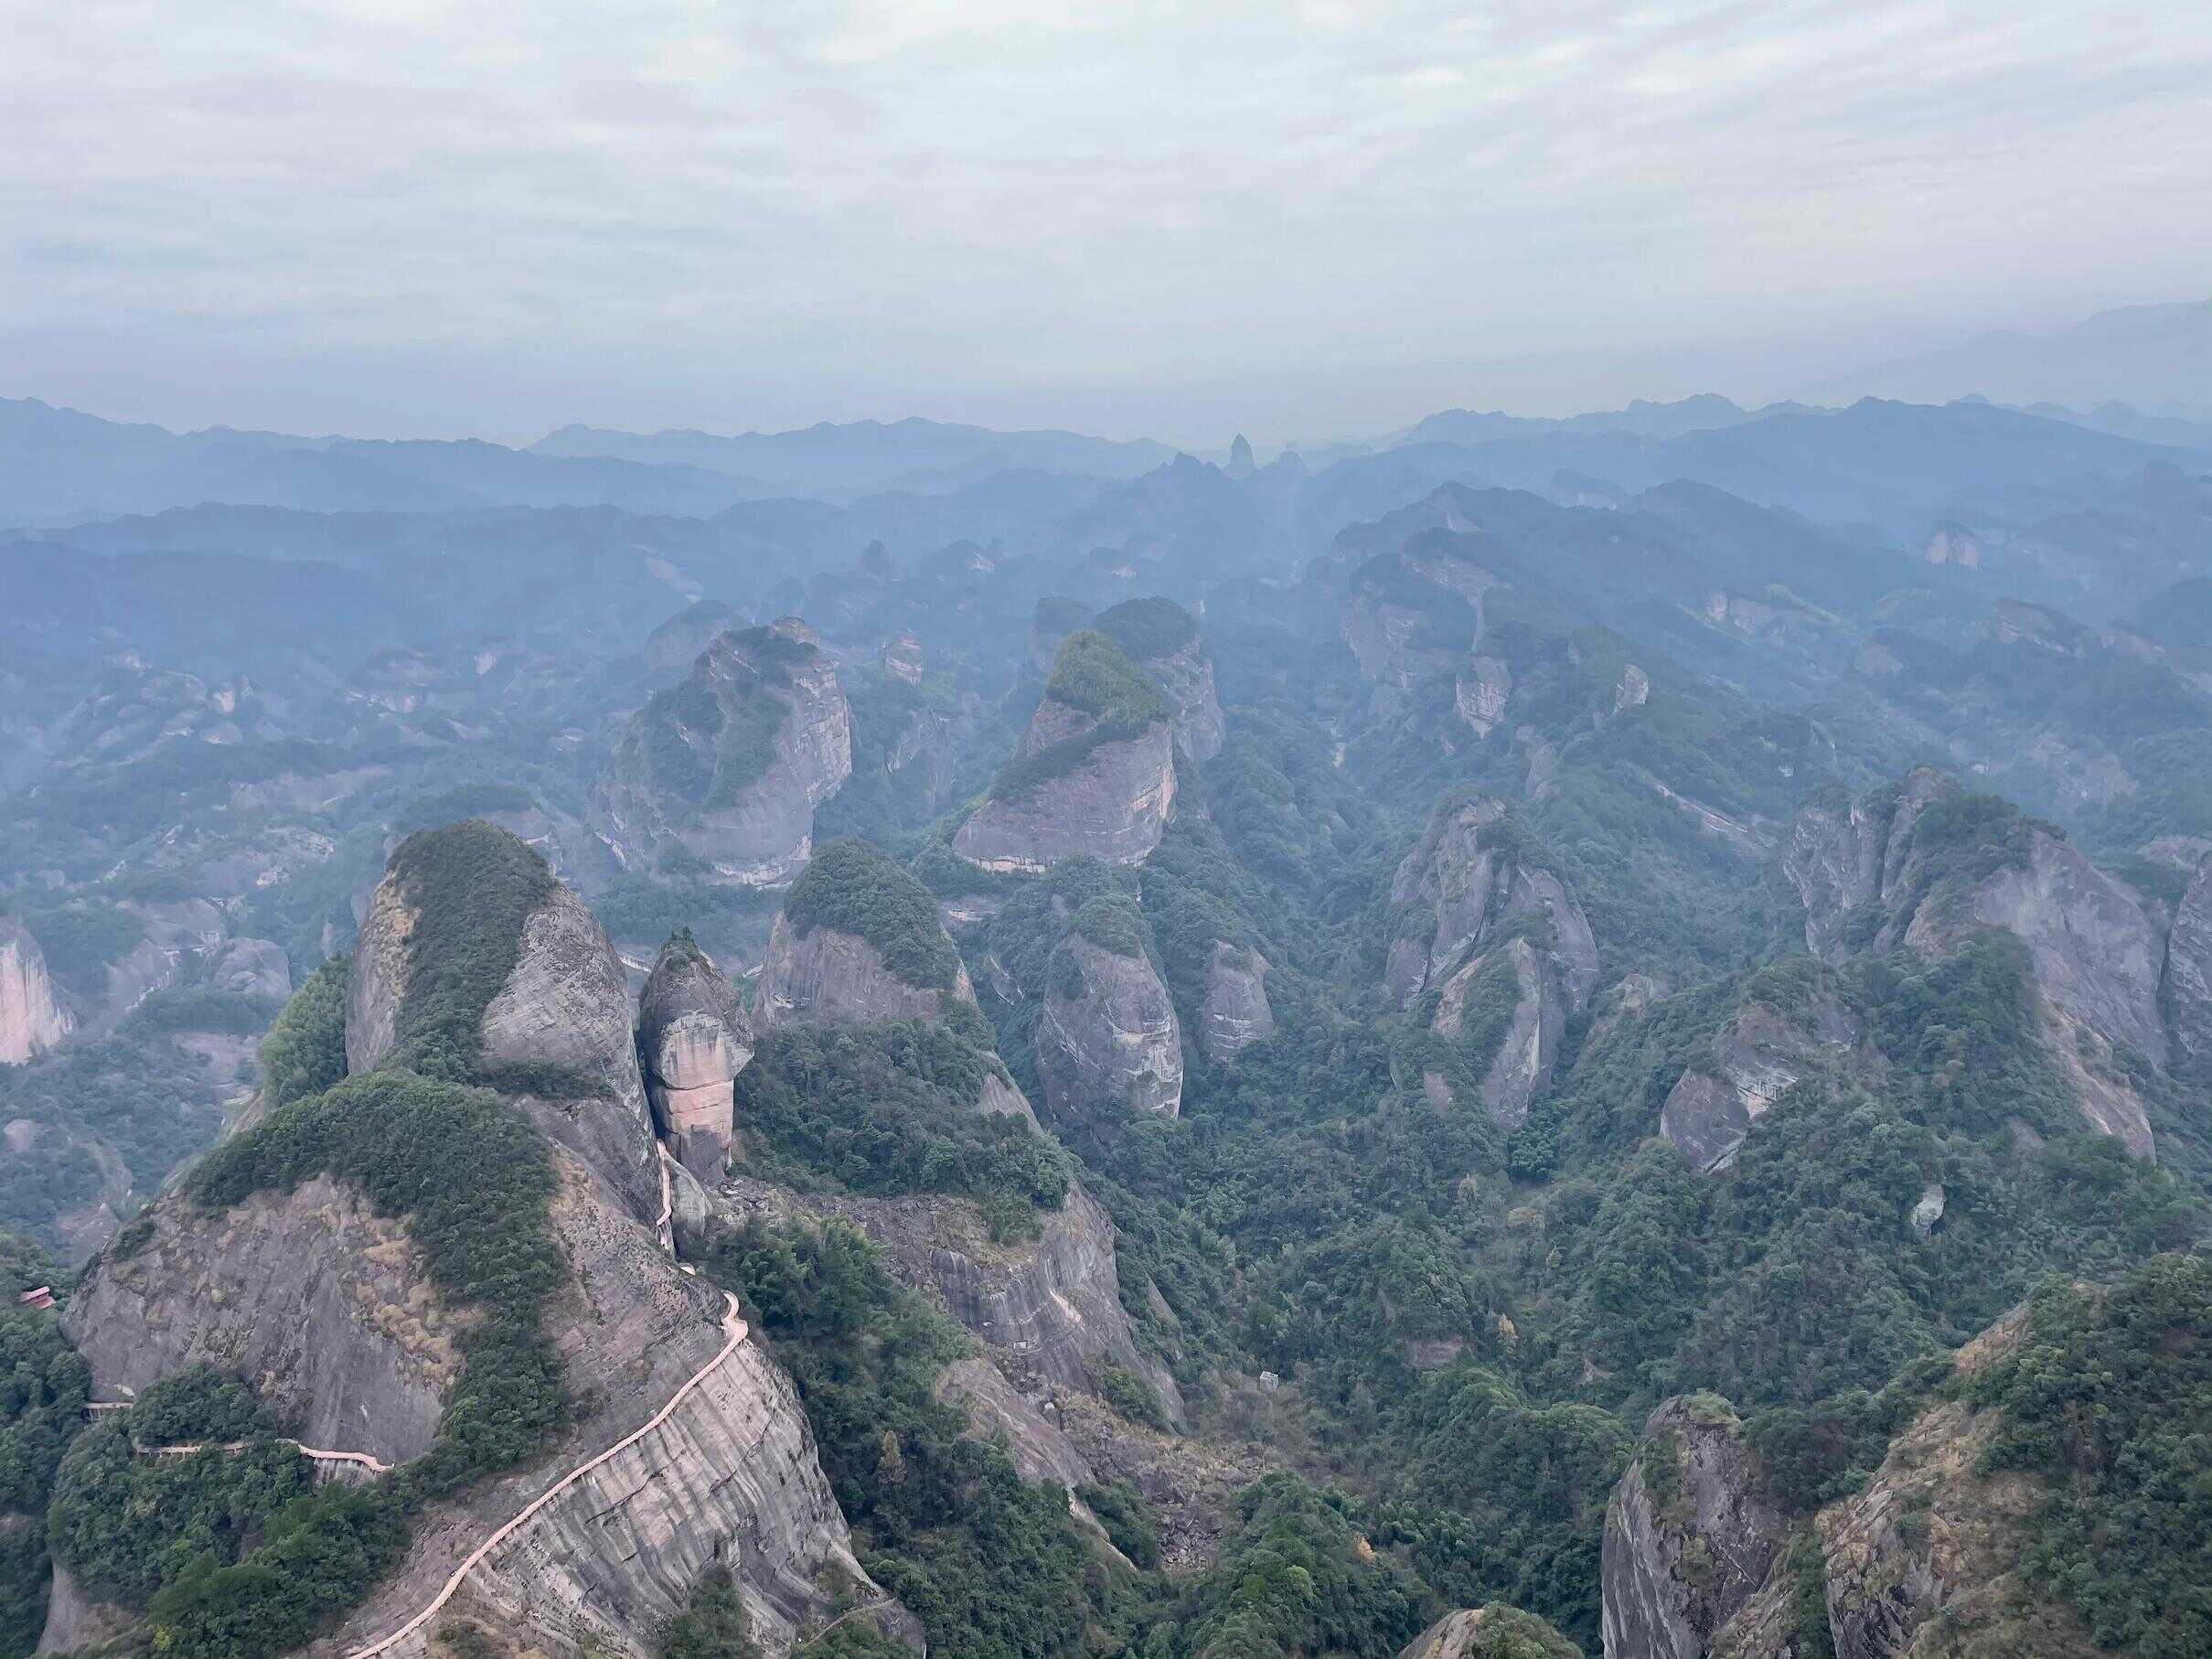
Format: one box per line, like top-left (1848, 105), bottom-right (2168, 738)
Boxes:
top-left (2166, 851), bottom-right (2212, 1060)
top-left (718, 1175), bottom-right (1184, 1431)
top-left (1599, 1397), bottom-right (1790, 1659)
top-left (1341, 540), bottom-right (1495, 710)
top-left (1400, 1605), bottom-right (1583, 1659)
top-left (54, 834), bottom-right (894, 1659)
top-left (1387, 796), bottom-right (1598, 1127)
top-left (955, 632), bottom-right (1178, 872)
top-left (1386, 796), bottom-right (1597, 1009)
top-left (1037, 934), bottom-right (1183, 1123)
top-left (638, 935), bottom-right (754, 1183)
top-left (758, 911), bottom-right (978, 1030)
top-left (1660, 992), bottom-right (1865, 1172)
top-left (1200, 942), bottom-right (1275, 1062)
top-left (0, 915), bottom-right (70, 1065)
top-left (1777, 769), bottom-right (2166, 1156)
top-left (348, 858), bottom-right (666, 1224)
top-left (591, 618), bottom-right (853, 885)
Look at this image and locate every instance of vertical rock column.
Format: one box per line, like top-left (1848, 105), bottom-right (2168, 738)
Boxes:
top-left (637, 935), bottom-right (755, 1183)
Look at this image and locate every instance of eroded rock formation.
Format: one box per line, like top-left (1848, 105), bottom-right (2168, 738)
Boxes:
top-left (0, 915), bottom-right (70, 1065)
top-left (1037, 933), bottom-right (1182, 1122)
top-left (1777, 767), bottom-right (2166, 1156)
top-left (638, 933), bottom-right (753, 1181)
top-left (1661, 990), bottom-right (1865, 1172)
top-left (1199, 941), bottom-right (1275, 1062)
top-left (955, 632), bottom-right (1177, 872)
top-left (591, 617), bottom-right (853, 885)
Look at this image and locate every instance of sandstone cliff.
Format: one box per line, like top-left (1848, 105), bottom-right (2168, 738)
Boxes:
top-left (51, 830), bottom-right (898, 1659)
top-left (1341, 533), bottom-right (1496, 711)
top-left (1037, 930), bottom-right (1183, 1123)
top-left (1387, 795), bottom-right (1598, 1127)
top-left (638, 932), bottom-right (754, 1182)
top-left (955, 631), bottom-right (1177, 873)
top-left (591, 617), bottom-right (852, 885)
top-left (2163, 851), bottom-right (2212, 1062)
top-left (1401, 1604), bottom-right (1583, 1659)
top-left (1094, 596), bottom-right (1226, 762)
top-left (347, 828), bottom-right (665, 1224)
top-left (1775, 769), bottom-right (2165, 1156)
top-left (0, 915), bottom-right (70, 1065)
top-left (1199, 941), bottom-right (1275, 1062)
top-left (758, 839), bottom-right (981, 1032)
top-left (1660, 990), bottom-right (1866, 1173)
top-left (716, 1174), bottom-right (1184, 1431)
top-left (1600, 1396), bottom-right (1790, 1659)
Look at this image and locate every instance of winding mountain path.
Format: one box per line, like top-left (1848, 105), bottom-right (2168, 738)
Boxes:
top-left (143, 1439), bottom-right (392, 1474)
top-left (342, 1289), bottom-right (751, 1659)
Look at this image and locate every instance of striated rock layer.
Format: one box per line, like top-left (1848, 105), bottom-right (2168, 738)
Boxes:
top-left (1037, 934), bottom-right (1183, 1122)
top-left (954, 701), bottom-right (1177, 873)
top-left (758, 911), bottom-right (978, 1031)
top-left (638, 934), bottom-right (754, 1182)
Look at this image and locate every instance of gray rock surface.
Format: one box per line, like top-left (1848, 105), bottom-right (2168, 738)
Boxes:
top-left (591, 617), bottom-right (853, 885)
top-left (1037, 935), bottom-right (1183, 1121)
top-left (717, 1177), bottom-right (1185, 1430)
top-left (638, 935), bottom-right (754, 1182)
top-left (1779, 768), bottom-right (2166, 1156)
top-left (1455, 655), bottom-right (1512, 736)
top-left (1431, 936), bottom-right (1572, 1129)
top-left (1661, 993), bottom-right (1865, 1172)
top-left (347, 858), bottom-right (666, 1224)
top-left (1148, 635), bottom-right (1226, 763)
top-left (0, 915), bottom-right (69, 1064)
top-left (758, 911), bottom-right (978, 1031)
top-left (934, 1355), bottom-right (1095, 1491)
top-left (1600, 1397), bottom-right (1789, 1659)
top-left (954, 698), bottom-right (1177, 873)
top-left (1385, 795), bottom-right (1597, 1009)
top-left (2166, 852), bottom-right (2212, 1060)
top-left (62, 1175), bottom-right (456, 1467)
top-left (1199, 941), bottom-right (1275, 1062)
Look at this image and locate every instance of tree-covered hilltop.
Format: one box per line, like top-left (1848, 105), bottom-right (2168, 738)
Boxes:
top-left (785, 839), bottom-right (965, 993)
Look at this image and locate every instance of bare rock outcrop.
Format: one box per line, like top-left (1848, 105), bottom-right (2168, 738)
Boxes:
top-left (1400, 1604), bottom-right (1582, 1659)
top-left (1455, 656), bottom-right (1512, 736)
top-left (591, 618), bottom-right (852, 885)
top-left (2166, 851), bottom-right (2212, 1061)
top-left (1200, 942), bottom-right (1275, 1062)
top-left (1776, 769), bottom-right (2164, 1156)
top-left (1094, 597), bottom-right (1226, 763)
top-left (1661, 990), bottom-right (1865, 1172)
top-left (934, 1355), bottom-right (1095, 1492)
top-left (1037, 933), bottom-right (1182, 1122)
top-left (1341, 538), bottom-right (1495, 703)
top-left (347, 826), bottom-right (665, 1224)
top-left (718, 1176), bottom-right (1184, 1430)
top-left (955, 632), bottom-right (1177, 873)
top-left (761, 910), bottom-right (978, 1029)
top-left (638, 933), bottom-right (754, 1182)
top-left (1600, 1396), bottom-right (1790, 1659)
top-left (62, 1175), bottom-right (458, 1467)
top-left (1385, 794), bottom-right (1597, 1009)
top-left (0, 915), bottom-right (70, 1064)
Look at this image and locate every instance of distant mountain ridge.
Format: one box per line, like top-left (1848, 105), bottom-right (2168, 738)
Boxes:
top-left (529, 414), bottom-right (1178, 497)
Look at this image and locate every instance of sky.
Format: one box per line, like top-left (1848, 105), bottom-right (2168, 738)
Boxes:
top-left (5, 1), bottom-right (2211, 445)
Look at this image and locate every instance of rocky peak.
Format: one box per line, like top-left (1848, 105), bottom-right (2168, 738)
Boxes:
top-left (954, 631), bottom-right (1178, 873)
top-left (2166, 851), bottom-right (2212, 1062)
top-left (1660, 979), bottom-right (1866, 1172)
top-left (0, 915), bottom-right (70, 1065)
top-left (1778, 769), bottom-right (2167, 1155)
top-left (1225, 433), bottom-right (1256, 478)
top-left (1386, 793), bottom-right (1597, 1009)
top-left (347, 819), bottom-right (665, 1222)
top-left (882, 629), bottom-right (924, 684)
top-left (760, 838), bottom-right (981, 1031)
top-left (1456, 655), bottom-right (1512, 736)
top-left (589, 615), bottom-right (853, 885)
top-left (1600, 1396), bottom-right (1790, 1659)
top-left (1200, 940), bottom-right (1276, 1062)
top-left (1094, 595), bottom-right (1226, 762)
top-left (1037, 899), bottom-right (1183, 1124)
top-left (1400, 1604), bottom-right (1583, 1658)
top-left (638, 930), bottom-right (754, 1182)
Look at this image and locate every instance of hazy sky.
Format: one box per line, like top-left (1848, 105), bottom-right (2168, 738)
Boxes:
top-left (7, 1), bottom-right (2210, 444)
